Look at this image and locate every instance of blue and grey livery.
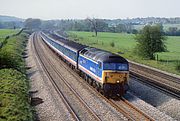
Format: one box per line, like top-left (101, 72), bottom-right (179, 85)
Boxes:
top-left (40, 32), bottom-right (129, 97)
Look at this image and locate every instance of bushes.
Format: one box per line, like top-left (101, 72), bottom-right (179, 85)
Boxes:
top-left (0, 33), bottom-right (34, 121)
top-left (110, 41), bottom-right (115, 47)
top-left (0, 69), bottom-right (33, 121)
top-left (134, 25), bottom-right (166, 59)
top-left (0, 33), bottom-right (28, 73)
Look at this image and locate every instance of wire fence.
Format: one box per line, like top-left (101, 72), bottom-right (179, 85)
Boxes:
top-left (155, 54), bottom-right (180, 66)
top-left (0, 28), bottom-right (24, 50)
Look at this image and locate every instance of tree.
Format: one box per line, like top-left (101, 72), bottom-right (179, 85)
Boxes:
top-left (135, 25), bottom-right (167, 59)
top-left (24, 18), bottom-right (41, 30)
top-left (116, 24), bottom-right (126, 33)
top-left (96, 19), bottom-right (109, 32)
top-left (86, 18), bottom-right (98, 36)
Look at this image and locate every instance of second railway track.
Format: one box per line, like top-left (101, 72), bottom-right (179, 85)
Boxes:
top-left (130, 62), bottom-right (180, 99)
top-left (54, 31), bottom-right (180, 99)
top-left (34, 32), bottom-right (155, 121)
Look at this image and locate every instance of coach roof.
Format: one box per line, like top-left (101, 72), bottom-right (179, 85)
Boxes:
top-left (64, 41), bottom-right (87, 52)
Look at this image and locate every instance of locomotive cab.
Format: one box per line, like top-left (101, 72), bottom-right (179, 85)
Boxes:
top-left (79, 47), bottom-right (129, 97)
top-left (100, 55), bottom-right (129, 97)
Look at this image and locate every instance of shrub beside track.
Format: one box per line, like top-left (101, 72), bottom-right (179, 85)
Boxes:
top-left (0, 31), bottom-right (34, 121)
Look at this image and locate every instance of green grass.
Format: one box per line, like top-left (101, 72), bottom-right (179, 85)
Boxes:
top-left (0, 33), bottom-right (28, 72)
top-left (156, 36), bottom-right (180, 61)
top-left (0, 38), bottom-right (3, 43)
top-left (0, 32), bottom-right (34, 121)
top-left (68, 31), bottom-right (136, 53)
top-left (0, 69), bottom-right (33, 121)
top-left (68, 31), bottom-right (180, 75)
top-left (0, 29), bottom-right (18, 38)
top-left (0, 29), bottom-right (19, 43)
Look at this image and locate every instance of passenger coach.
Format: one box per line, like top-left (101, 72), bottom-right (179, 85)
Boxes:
top-left (40, 32), bottom-right (129, 97)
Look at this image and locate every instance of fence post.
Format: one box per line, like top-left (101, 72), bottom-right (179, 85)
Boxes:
top-left (0, 42), bottom-right (2, 49)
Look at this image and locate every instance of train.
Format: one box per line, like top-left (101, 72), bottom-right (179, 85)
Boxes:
top-left (40, 32), bottom-right (129, 97)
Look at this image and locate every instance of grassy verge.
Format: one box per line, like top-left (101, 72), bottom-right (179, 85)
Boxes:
top-left (68, 31), bottom-right (180, 75)
top-left (0, 69), bottom-right (33, 121)
top-left (0, 31), bottom-right (34, 121)
top-left (0, 33), bottom-right (27, 72)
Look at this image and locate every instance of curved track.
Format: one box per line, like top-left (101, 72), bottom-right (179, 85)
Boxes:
top-left (38, 32), bottom-right (155, 121)
top-left (109, 98), bottom-right (154, 121)
top-left (53, 31), bottom-right (180, 99)
top-left (130, 62), bottom-right (180, 99)
top-left (32, 32), bottom-right (101, 121)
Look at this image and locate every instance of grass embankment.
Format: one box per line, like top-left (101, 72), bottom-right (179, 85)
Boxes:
top-left (68, 31), bottom-right (180, 75)
top-left (0, 30), bottom-right (33, 121)
top-left (0, 29), bottom-right (19, 37)
top-left (0, 29), bottom-right (19, 42)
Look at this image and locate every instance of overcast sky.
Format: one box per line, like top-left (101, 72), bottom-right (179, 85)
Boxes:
top-left (0, 0), bottom-right (180, 20)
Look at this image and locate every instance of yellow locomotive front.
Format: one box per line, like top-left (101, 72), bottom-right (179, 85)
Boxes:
top-left (102, 62), bottom-right (129, 97)
top-left (103, 71), bottom-right (129, 84)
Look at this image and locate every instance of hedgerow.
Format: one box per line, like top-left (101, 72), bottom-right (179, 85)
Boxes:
top-left (0, 33), bottom-right (27, 73)
top-left (0, 32), bottom-right (34, 121)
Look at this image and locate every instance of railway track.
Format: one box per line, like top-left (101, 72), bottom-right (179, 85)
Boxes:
top-left (129, 61), bottom-right (180, 99)
top-left (32, 32), bottom-right (101, 121)
top-left (38, 32), bottom-right (155, 121)
top-left (53, 31), bottom-right (180, 99)
top-left (108, 98), bottom-right (154, 121)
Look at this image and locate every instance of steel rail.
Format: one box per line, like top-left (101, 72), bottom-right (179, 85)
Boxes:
top-left (39, 32), bottom-right (155, 121)
top-left (32, 32), bottom-right (80, 121)
top-left (34, 32), bottom-right (101, 121)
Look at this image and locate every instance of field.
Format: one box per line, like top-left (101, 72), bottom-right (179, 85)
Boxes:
top-left (68, 32), bottom-right (136, 53)
top-left (68, 31), bottom-right (180, 75)
top-left (157, 36), bottom-right (180, 60)
top-left (0, 29), bottom-right (19, 42)
top-left (0, 29), bottom-right (18, 37)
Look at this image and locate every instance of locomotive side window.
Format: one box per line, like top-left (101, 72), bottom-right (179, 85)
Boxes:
top-left (98, 61), bottom-right (102, 69)
top-left (81, 49), bottom-right (88, 54)
top-left (103, 63), bottom-right (128, 71)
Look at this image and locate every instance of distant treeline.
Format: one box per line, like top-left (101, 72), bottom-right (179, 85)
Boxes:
top-left (40, 19), bottom-right (138, 34)
top-left (0, 21), bottom-right (23, 29)
top-left (24, 18), bottom-right (180, 36)
top-left (1, 16), bottom-right (180, 35)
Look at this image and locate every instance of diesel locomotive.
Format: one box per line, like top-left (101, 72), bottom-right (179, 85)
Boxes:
top-left (40, 32), bottom-right (129, 97)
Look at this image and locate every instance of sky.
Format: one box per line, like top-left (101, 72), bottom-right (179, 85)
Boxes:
top-left (0, 0), bottom-right (180, 20)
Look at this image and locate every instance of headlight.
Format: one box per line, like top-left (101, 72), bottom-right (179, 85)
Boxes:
top-left (116, 80), bottom-right (120, 83)
top-left (105, 76), bottom-right (109, 81)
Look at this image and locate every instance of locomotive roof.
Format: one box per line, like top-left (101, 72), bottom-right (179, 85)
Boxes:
top-left (81, 47), bottom-right (128, 63)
